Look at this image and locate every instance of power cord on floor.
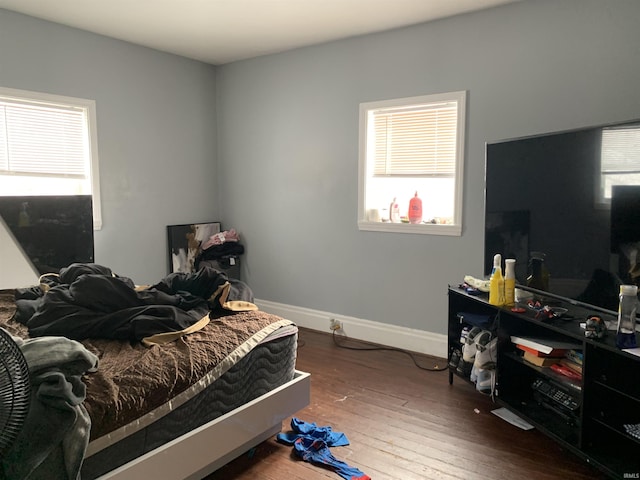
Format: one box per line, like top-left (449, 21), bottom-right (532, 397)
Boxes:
top-left (330, 329), bottom-right (447, 372)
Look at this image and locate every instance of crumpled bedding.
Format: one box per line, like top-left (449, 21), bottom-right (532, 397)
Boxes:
top-left (13, 263), bottom-right (257, 343)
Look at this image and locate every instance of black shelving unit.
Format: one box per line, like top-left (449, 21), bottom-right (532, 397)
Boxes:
top-left (448, 285), bottom-right (640, 479)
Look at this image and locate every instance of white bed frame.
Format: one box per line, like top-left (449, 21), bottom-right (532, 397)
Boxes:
top-left (97, 370), bottom-right (310, 480)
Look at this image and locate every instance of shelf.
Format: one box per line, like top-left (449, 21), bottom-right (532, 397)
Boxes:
top-left (502, 351), bottom-right (582, 393)
top-left (449, 285), bottom-right (602, 343)
top-left (448, 286), bottom-right (640, 479)
top-left (592, 379), bottom-right (640, 404)
top-left (586, 343), bottom-right (640, 398)
top-left (495, 394), bottom-right (581, 447)
top-left (582, 418), bottom-right (640, 476)
top-left (591, 417), bottom-right (640, 447)
top-left (585, 381), bottom-right (640, 443)
top-left (496, 353), bottom-right (582, 446)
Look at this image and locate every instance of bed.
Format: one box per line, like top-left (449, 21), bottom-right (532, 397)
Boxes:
top-left (0, 264), bottom-right (310, 479)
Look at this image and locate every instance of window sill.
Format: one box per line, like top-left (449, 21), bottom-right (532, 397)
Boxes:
top-left (357, 221), bottom-right (461, 236)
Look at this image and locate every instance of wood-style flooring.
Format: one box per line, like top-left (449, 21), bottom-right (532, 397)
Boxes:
top-left (205, 328), bottom-right (606, 480)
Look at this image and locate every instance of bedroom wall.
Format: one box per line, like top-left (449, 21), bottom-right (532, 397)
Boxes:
top-left (0, 9), bottom-right (218, 284)
top-left (216, 0), bottom-right (640, 337)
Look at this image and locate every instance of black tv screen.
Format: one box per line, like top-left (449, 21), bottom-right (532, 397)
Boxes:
top-left (485, 119), bottom-right (640, 313)
top-left (610, 185), bottom-right (640, 252)
top-left (0, 195), bottom-right (94, 275)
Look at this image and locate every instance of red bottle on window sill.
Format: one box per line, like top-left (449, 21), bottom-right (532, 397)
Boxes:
top-left (408, 192), bottom-right (422, 224)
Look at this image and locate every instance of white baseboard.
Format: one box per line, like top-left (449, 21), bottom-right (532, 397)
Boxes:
top-left (255, 299), bottom-right (447, 359)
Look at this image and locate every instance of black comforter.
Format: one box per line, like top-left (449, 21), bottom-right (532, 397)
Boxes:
top-left (13, 263), bottom-right (255, 341)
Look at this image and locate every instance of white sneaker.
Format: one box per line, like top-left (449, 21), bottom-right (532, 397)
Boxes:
top-left (462, 327), bottom-right (483, 363)
top-left (469, 331), bottom-right (493, 382)
top-left (474, 336), bottom-right (498, 371)
top-left (474, 335), bottom-right (498, 396)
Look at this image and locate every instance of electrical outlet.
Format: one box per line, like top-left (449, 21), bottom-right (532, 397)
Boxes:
top-left (329, 318), bottom-right (342, 331)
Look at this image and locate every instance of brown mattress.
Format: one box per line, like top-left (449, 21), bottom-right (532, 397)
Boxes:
top-left (81, 326), bottom-right (298, 478)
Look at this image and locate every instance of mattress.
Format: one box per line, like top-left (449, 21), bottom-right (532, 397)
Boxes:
top-left (81, 325), bottom-right (298, 478)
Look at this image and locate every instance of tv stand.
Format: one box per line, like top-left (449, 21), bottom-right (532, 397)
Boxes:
top-left (448, 285), bottom-right (640, 479)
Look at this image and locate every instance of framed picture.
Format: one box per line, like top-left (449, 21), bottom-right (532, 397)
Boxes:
top-left (167, 222), bottom-right (221, 274)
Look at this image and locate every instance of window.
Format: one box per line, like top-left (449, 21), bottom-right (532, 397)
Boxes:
top-left (598, 124), bottom-right (640, 205)
top-left (358, 91), bottom-right (466, 235)
top-left (0, 87), bottom-right (101, 229)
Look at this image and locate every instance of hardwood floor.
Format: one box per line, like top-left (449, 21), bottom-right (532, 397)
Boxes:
top-left (205, 328), bottom-right (606, 480)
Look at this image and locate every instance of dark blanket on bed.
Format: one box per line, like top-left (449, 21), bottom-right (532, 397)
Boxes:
top-left (13, 263), bottom-right (254, 341)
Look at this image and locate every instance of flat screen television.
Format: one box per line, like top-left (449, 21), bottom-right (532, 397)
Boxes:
top-left (0, 195), bottom-right (94, 275)
top-left (484, 118), bottom-right (640, 314)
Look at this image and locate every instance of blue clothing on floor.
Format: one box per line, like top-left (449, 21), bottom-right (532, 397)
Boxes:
top-left (276, 417), bottom-right (370, 480)
top-left (276, 417), bottom-right (349, 447)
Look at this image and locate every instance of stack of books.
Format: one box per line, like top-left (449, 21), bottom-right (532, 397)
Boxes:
top-left (510, 335), bottom-right (583, 381)
top-left (559, 349), bottom-right (583, 376)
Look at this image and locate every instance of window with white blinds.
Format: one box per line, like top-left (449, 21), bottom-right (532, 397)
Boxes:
top-left (0, 87), bottom-right (101, 229)
top-left (0, 100), bottom-right (88, 177)
top-left (372, 101), bottom-right (458, 177)
top-left (358, 91), bottom-right (466, 236)
top-left (601, 126), bottom-right (640, 174)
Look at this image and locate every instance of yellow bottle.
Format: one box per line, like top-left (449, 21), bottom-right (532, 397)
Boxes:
top-left (489, 254), bottom-right (505, 306)
top-left (504, 258), bottom-right (516, 306)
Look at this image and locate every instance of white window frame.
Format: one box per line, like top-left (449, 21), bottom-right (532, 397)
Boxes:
top-left (358, 91), bottom-right (466, 235)
top-left (0, 86), bottom-right (102, 229)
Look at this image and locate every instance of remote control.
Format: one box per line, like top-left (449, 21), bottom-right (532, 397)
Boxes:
top-left (532, 378), bottom-right (580, 411)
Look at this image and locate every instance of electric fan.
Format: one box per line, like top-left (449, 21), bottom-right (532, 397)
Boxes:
top-left (0, 328), bottom-right (30, 458)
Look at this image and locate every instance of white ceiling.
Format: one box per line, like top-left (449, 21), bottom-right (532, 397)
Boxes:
top-left (0, 0), bottom-right (518, 65)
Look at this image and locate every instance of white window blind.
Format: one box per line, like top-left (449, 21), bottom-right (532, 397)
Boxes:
top-left (601, 126), bottom-right (640, 174)
top-left (0, 99), bottom-right (88, 178)
top-left (372, 101), bottom-right (458, 177)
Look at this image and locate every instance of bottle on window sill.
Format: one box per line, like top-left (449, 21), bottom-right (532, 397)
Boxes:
top-left (408, 192), bottom-right (422, 224)
top-left (389, 198), bottom-right (401, 223)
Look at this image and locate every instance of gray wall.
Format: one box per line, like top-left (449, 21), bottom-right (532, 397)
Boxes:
top-left (216, 0), bottom-right (640, 334)
top-left (0, 9), bottom-right (218, 284)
